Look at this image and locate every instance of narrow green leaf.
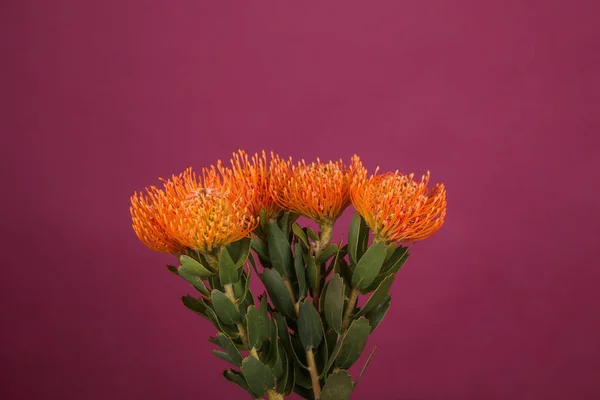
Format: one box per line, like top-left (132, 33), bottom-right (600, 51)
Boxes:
top-left (216, 333), bottom-right (243, 365)
top-left (366, 294), bottom-right (391, 332)
top-left (178, 268), bottom-right (210, 296)
top-left (294, 364), bottom-right (313, 391)
top-left (261, 269), bottom-right (296, 318)
top-left (357, 274), bottom-right (395, 316)
top-left (223, 369), bottom-right (253, 397)
top-left (298, 301), bottom-right (323, 350)
top-left (181, 295), bottom-right (206, 316)
top-left (294, 243), bottom-right (307, 300)
top-left (204, 302), bottom-right (239, 338)
top-left (304, 252), bottom-right (318, 291)
top-left (306, 227), bottom-right (319, 241)
top-left (348, 213), bottom-right (363, 265)
top-left (219, 246), bottom-right (239, 285)
top-left (316, 244), bottom-right (339, 264)
top-left (267, 220), bottom-right (293, 277)
top-left (211, 289), bottom-right (242, 325)
top-left (293, 223), bottom-right (310, 248)
top-left (282, 345), bottom-right (296, 396)
top-left (250, 236), bottom-right (271, 267)
top-left (355, 346), bottom-right (377, 388)
top-left (237, 267), bottom-right (251, 305)
top-left (274, 313), bottom-right (308, 369)
top-left (381, 245), bottom-right (409, 276)
top-left (241, 356), bottom-right (275, 397)
top-left (179, 254), bottom-right (213, 277)
top-left (351, 241), bottom-right (386, 290)
top-left (212, 350), bottom-right (236, 365)
top-left (166, 265), bottom-right (179, 274)
top-left (226, 237), bottom-right (251, 268)
top-left (323, 274), bottom-right (344, 334)
top-left (246, 305), bottom-right (269, 350)
top-left (335, 317), bottom-right (371, 369)
top-left (320, 370), bottom-right (354, 400)
top-left (275, 344), bottom-right (289, 391)
top-left (265, 319), bottom-right (280, 368)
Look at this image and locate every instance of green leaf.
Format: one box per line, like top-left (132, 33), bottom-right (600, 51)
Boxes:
top-left (212, 350), bottom-right (236, 365)
top-left (260, 269), bottom-right (296, 318)
top-left (294, 243), bottom-right (307, 300)
top-left (250, 236), bottom-right (271, 267)
top-left (293, 223), bottom-right (310, 248)
top-left (355, 346), bottom-right (377, 388)
top-left (298, 301), bottom-right (323, 350)
top-left (265, 319), bottom-right (280, 369)
top-left (275, 344), bottom-right (289, 392)
top-left (335, 317), bottom-right (371, 369)
top-left (348, 213), bottom-right (368, 266)
top-left (281, 344), bottom-right (296, 396)
top-left (316, 244), bottom-right (339, 264)
top-left (216, 333), bottom-right (243, 365)
top-left (323, 274), bottom-right (344, 334)
top-left (351, 241), bottom-right (386, 290)
top-left (203, 301), bottom-right (239, 338)
top-left (237, 267), bottom-right (251, 305)
top-left (223, 369), bottom-right (253, 397)
top-left (179, 254), bottom-right (213, 277)
top-left (226, 237), bottom-right (251, 268)
top-left (267, 220), bottom-right (293, 277)
top-left (246, 305), bottom-right (269, 350)
top-left (241, 356), bottom-right (275, 397)
top-left (274, 313), bottom-right (308, 369)
top-left (306, 227), bottom-right (319, 241)
top-left (181, 295), bottom-right (207, 316)
top-left (366, 294), bottom-right (391, 332)
top-left (218, 246), bottom-right (239, 285)
top-left (357, 274), bottom-right (395, 316)
top-left (177, 268), bottom-right (210, 296)
top-left (381, 245), bottom-right (409, 276)
top-left (304, 252), bottom-right (318, 291)
top-left (166, 265), bottom-right (179, 274)
top-left (211, 289), bottom-right (242, 325)
top-left (320, 370), bottom-right (354, 400)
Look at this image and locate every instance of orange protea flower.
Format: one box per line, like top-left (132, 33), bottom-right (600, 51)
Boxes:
top-left (130, 187), bottom-right (185, 254)
top-left (271, 156), bottom-right (352, 224)
top-left (155, 166), bottom-right (258, 254)
top-left (221, 150), bottom-right (283, 221)
top-left (350, 156), bottom-right (447, 243)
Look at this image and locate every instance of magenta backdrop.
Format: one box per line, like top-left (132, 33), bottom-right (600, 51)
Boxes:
top-left (2, 1), bottom-right (599, 399)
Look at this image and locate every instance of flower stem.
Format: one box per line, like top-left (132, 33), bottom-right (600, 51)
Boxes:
top-left (224, 283), bottom-right (256, 359)
top-left (342, 287), bottom-right (360, 332)
top-left (267, 390), bottom-right (284, 400)
top-left (313, 222), bottom-right (333, 308)
top-left (306, 348), bottom-right (321, 400)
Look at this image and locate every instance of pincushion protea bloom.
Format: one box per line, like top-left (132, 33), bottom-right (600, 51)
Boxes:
top-left (221, 150), bottom-right (283, 221)
top-left (130, 165), bottom-right (258, 256)
top-left (130, 187), bottom-right (184, 254)
top-left (350, 156), bottom-right (447, 243)
top-left (270, 156), bottom-right (351, 225)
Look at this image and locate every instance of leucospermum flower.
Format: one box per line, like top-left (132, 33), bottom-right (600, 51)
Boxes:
top-left (130, 187), bottom-right (185, 254)
top-left (222, 150), bottom-right (283, 221)
top-left (271, 156), bottom-right (351, 224)
top-left (156, 166), bottom-right (258, 254)
top-left (350, 156), bottom-right (447, 243)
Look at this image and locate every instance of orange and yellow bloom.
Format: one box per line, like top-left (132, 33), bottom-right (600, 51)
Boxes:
top-left (350, 156), bottom-right (446, 243)
top-left (130, 165), bottom-right (258, 255)
top-left (270, 157), bottom-right (352, 224)
top-left (222, 150), bottom-right (283, 221)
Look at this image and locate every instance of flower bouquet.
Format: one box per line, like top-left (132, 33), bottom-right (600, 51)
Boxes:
top-left (130, 151), bottom-right (446, 400)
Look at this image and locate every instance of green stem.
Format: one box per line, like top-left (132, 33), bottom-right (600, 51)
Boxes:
top-left (342, 287), bottom-right (360, 332)
top-left (313, 222), bottom-right (333, 309)
top-left (306, 348), bottom-right (321, 400)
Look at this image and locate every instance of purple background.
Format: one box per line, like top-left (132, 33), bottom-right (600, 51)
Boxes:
top-left (2, 1), bottom-right (599, 399)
